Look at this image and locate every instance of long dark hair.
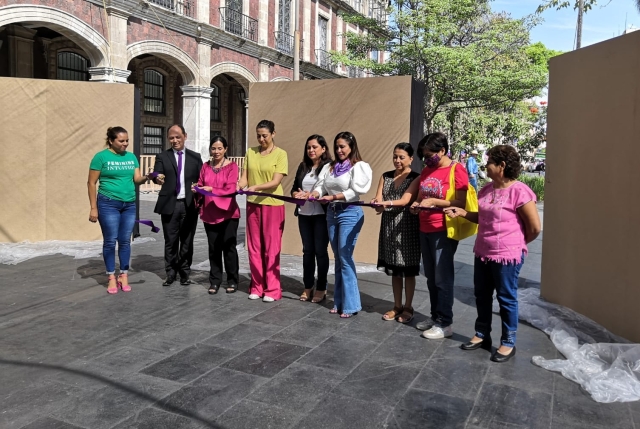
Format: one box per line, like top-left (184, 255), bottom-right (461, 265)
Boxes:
top-left (331, 131), bottom-right (362, 168)
top-left (302, 134), bottom-right (332, 173)
top-left (417, 132), bottom-right (449, 160)
top-left (210, 135), bottom-right (228, 160)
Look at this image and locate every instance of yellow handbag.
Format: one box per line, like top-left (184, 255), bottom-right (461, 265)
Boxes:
top-left (445, 162), bottom-right (479, 241)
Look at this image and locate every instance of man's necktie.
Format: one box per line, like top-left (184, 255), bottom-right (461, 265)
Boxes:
top-left (176, 151), bottom-right (183, 195)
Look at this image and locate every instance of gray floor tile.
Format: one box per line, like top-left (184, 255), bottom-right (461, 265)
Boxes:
top-left (18, 417), bottom-right (84, 429)
top-left (50, 373), bottom-right (182, 429)
top-left (297, 335), bottom-right (378, 375)
top-left (247, 363), bottom-right (342, 412)
top-left (248, 302), bottom-right (318, 327)
top-left (485, 347), bottom-right (555, 394)
top-left (367, 331), bottom-right (439, 365)
top-left (411, 356), bottom-right (489, 400)
top-left (552, 376), bottom-right (634, 429)
top-left (200, 321), bottom-right (283, 352)
top-left (467, 382), bottom-right (552, 429)
top-left (140, 344), bottom-right (238, 383)
top-left (387, 389), bottom-right (473, 429)
top-left (270, 318), bottom-right (337, 348)
top-left (111, 407), bottom-right (211, 429)
top-left (295, 394), bottom-right (393, 429)
top-left (156, 368), bottom-right (268, 421)
top-left (221, 340), bottom-right (311, 377)
top-left (332, 359), bottom-right (422, 406)
top-left (215, 399), bottom-right (303, 429)
top-left (336, 313), bottom-right (400, 343)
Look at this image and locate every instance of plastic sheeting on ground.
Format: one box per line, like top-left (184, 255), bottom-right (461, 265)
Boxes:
top-left (0, 238), bottom-right (156, 265)
top-left (495, 288), bottom-right (640, 403)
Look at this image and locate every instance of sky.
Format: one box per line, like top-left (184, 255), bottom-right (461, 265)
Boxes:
top-left (492, 0), bottom-right (640, 52)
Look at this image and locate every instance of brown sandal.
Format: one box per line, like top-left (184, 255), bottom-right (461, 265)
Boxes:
top-left (311, 290), bottom-right (326, 303)
top-left (299, 289), bottom-right (313, 301)
top-left (397, 307), bottom-right (414, 324)
top-left (382, 307), bottom-right (403, 321)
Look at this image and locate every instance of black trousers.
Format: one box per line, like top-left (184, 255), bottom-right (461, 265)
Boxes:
top-left (298, 214), bottom-right (330, 291)
top-left (204, 218), bottom-right (240, 286)
top-left (160, 200), bottom-right (199, 278)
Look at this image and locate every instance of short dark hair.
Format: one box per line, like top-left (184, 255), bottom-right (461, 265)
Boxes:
top-left (303, 134), bottom-right (332, 171)
top-left (332, 131), bottom-right (363, 167)
top-left (210, 135), bottom-right (228, 149)
top-left (487, 145), bottom-right (522, 180)
top-left (167, 124), bottom-right (187, 136)
top-left (256, 120), bottom-right (275, 133)
top-left (417, 132), bottom-right (449, 160)
top-left (105, 126), bottom-right (127, 147)
top-left (394, 142), bottom-right (414, 157)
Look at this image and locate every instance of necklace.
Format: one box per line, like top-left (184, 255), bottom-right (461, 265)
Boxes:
top-left (260, 144), bottom-right (276, 156)
top-left (210, 158), bottom-right (225, 173)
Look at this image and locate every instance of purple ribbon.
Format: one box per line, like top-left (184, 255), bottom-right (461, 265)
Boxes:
top-left (136, 219), bottom-right (160, 233)
top-left (148, 171), bottom-right (159, 179)
top-left (307, 197), bottom-right (381, 208)
top-left (193, 186), bottom-right (306, 206)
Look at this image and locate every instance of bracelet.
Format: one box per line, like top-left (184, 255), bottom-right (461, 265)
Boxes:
top-left (390, 201), bottom-right (393, 206)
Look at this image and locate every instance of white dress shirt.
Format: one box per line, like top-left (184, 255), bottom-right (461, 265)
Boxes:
top-left (173, 148), bottom-right (186, 199)
top-left (313, 161), bottom-right (373, 202)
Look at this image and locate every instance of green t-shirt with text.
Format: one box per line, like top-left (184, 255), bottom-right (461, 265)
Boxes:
top-left (89, 149), bottom-right (140, 202)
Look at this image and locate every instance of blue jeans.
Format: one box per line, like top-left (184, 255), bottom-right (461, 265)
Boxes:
top-left (97, 193), bottom-right (137, 275)
top-left (469, 177), bottom-right (478, 192)
top-left (327, 204), bottom-right (364, 314)
top-left (298, 214), bottom-right (330, 291)
top-left (473, 253), bottom-right (525, 347)
top-left (420, 230), bottom-right (458, 327)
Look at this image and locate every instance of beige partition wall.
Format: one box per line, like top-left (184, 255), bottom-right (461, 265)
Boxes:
top-left (248, 76), bottom-right (424, 264)
top-left (542, 33), bottom-right (640, 342)
top-left (0, 78), bottom-right (135, 242)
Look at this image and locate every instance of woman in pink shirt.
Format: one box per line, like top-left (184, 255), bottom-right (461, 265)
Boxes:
top-left (444, 145), bottom-right (541, 363)
top-left (193, 136), bottom-right (240, 294)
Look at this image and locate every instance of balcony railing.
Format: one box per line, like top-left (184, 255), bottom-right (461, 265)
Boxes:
top-left (275, 31), bottom-right (294, 55)
top-left (219, 8), bottom-right (258, 42)
top-left (370, 6), bottom-right (388, 26)
top-left (347, 66), bottom-right (364, 78)
top-left (148, 0), bottom-right (195, 18)
top-left (315, 49), bottom-right (335, 72)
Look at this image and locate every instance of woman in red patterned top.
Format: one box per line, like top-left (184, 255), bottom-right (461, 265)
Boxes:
top-left (193, 136), bottom-right (240, 295)
top-left (410, 133), bottom-right (469, 339)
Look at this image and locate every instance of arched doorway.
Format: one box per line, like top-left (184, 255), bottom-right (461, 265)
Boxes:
top-left (210, 73), bottom-right (247, 157)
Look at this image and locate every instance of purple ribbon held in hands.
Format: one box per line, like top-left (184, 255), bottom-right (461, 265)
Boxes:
top-left (193, 186), bottom-right (306, 206)
top-left (136, 220), bottom-right (160, 233)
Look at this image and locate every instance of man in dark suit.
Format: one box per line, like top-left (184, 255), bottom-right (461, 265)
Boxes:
top-left (152, 124), bottom-right (203, 286)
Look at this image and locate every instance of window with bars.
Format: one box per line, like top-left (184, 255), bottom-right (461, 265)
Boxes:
top-left (57, 52), bottom-right (90, 81)
top-left (211, 83), bottom-right (221, 122)
top-left (144, 70), bottom-right (165, 114)
top-left (143, 126), bottom-right (164, 154)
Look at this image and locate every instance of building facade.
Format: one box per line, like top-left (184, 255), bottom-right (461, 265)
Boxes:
top-left (0, 0), bottom-right (387, 159)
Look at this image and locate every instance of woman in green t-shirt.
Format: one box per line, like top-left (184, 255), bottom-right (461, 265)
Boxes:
top-left (88, 126), bottom-right (149, 294)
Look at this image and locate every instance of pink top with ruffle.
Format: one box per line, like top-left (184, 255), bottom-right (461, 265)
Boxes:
top-left (198, 161), bottom-right (240, 225)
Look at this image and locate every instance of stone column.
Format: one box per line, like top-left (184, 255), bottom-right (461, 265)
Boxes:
top-left (88, 67), bottom-right (131, 83)
top-left (302, 0), bottom-right (311, 62)
top-left (258, 0), bottom-right (269, 46)
top-left (6, 25), bottom-right (37, 78)
top-left (89, 6), bottom-right (131, 83)
top-left (259, 59), bottom-right (271, 82)
top-left (197, 0), bottom-right (210, 24)
top-left (181, 86), bottom-right (213, 160)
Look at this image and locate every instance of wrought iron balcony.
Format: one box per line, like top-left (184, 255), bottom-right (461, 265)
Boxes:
top-left (369, 5), bottom-right (388, 26)
top-left (275, 31), bottom-right (294, 56)
top-left (147, 0), bottom-right (195, 18)
top-left (347, 66), bottom-right (364, 78)
top-left (219, 7), bottom-right (258, 42)
top-left (315, 49), bottom-right (335, 72)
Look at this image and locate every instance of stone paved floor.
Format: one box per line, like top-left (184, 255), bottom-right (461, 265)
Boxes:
top-left (1, 201), bottom-right (638, 429)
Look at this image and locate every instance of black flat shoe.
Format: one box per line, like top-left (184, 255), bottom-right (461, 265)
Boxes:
top-left (460, 337), bottom-right (492, 351)
top-left (491, 346), bottom-right (516, 363)
top-left (226, 284), bottom-right (238, 294)
top-left (180, 277), bottom-right (192, 286)
top-left (208, 285), bottom-right (220, 294)
top-left (162, 276), bottom-right (176, 287)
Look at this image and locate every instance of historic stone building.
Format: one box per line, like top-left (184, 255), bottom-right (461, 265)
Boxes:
top-left (0, 0), bottom-right (387, 158)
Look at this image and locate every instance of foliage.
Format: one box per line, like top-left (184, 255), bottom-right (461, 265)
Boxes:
top-left (333, 0), bottom-right (551, 146)
top-left (519, 174), bottom-right (545, 201)
top-left (536, 0), bottom-right (595, 14)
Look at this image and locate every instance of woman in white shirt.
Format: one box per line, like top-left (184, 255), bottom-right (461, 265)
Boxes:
top-left (310, 132), bottom-right (373, 318)
top-left (291, 135), bottom-right (333, 303)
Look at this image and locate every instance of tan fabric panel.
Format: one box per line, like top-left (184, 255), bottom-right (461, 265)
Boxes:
top-left (0, 78), bottom-right (135, 242)
top-left (542, 32), bottom-right (640, 342)
top-left (248, 76), bottom-right (415, 264)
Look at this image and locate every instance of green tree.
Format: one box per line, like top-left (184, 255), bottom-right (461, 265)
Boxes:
top-left (333, 0), bottom-right (549, 136)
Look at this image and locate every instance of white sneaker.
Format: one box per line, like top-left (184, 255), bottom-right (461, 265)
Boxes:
top-left (422, 325), bottom-right (453, 339)
top-left (248, 294), bottom-right (261, 300)
top-left (263, 296), bottom-right (275, 303)
top-left (416, 319), bottom-right (436, 331)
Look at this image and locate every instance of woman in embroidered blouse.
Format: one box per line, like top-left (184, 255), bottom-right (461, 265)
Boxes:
top-left (291, 135), bottom-right (333, 303)
top-left (193, 136), bottom-right (240, 295)
top-left (444, 145), bottom-right (541, 363)
top-left (310, 131), bottom-right (373, 318)
top-left (409, 132), bottom-right (469, 340)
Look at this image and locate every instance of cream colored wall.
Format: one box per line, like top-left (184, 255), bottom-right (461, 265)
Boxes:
top-left (542, 32), bottom-right (640, 342)
top-left (0, 78), bottom-right (135, 242)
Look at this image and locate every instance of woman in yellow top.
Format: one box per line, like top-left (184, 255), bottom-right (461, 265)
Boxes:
top-left (238, 120), bottom-right (289, 302)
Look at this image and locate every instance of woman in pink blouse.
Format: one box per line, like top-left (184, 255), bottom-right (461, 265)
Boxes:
top-left (444, 145), bottom-right (541, 363)
top-left (193, 136), bottom-right (240, 294)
